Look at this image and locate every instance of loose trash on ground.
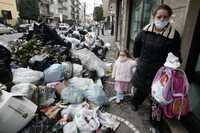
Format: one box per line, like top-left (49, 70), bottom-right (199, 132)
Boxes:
top-left (0, 22), bottom-right (123, 133)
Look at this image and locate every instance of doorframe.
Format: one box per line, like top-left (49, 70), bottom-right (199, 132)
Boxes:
top-left (183, 9), bottom-right (200, 132)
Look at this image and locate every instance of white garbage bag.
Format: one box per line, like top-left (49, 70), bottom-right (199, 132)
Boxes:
top-left (84, 84), bottom-right (108, 106)
top-left (62, 62), bottom-right (73, 79)
top-left (61, 104), bottom-right (83, 117)
top-left (63, 121), bottom-right (78, 133)
top-left (12, 68), bottom-right (43, 84)
top-left (68, 77), bottom-right (94, 90)
top-left (60, 102), bottom-right (90, 118)
top-left (44, 64), bottom-right (64, 83)
top-left (65, 37), bottom-right (81, 49)
top-left (74, 108), bottom-right (100, 133)
top-left (72, 64), bottom-right (83, 77)
top-left (11, 83), bottom-right (37, 100)
top-left (98, 112), bottom-right (120, 130)
top-left (61, 87), bottom-right (84, 104)
top-left (72, 48), bottom-right (107, 77)
top-left (29, 54), bottom-right (49, 64)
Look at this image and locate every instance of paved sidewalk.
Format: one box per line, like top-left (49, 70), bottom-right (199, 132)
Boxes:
top-left (99, 30), bottom-right (118, 62)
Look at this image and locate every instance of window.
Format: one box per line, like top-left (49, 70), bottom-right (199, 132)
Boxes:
top-left (1, 10), bottom-right (12, 19)
top-left (128, 0), bottom-right (161, 53)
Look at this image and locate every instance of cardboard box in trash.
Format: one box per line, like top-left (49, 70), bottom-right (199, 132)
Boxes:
top-left (0, 90), bottom-right (37, 133)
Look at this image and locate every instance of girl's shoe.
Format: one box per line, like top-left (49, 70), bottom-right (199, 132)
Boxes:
top-left (115, 98), bottom-right (120, 104)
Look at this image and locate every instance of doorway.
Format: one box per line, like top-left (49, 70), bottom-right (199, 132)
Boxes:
top-left (183, 9), bottom-right (200, 132)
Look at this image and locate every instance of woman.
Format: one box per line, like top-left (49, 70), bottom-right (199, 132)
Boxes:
top-left (131, 4), bottom-right (181, 111)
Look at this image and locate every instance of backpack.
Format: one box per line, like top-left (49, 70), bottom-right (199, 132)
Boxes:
top-left (151, 67), bottom-right (173, 105)
top-left (162, 69), bottom-right (191, 119)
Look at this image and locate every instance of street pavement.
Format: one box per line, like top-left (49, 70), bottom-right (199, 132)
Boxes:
top-left (100, 30), bottom-right (154, 133)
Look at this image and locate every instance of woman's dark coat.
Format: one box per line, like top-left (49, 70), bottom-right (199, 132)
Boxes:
top-left (132, 24), bottom-right (181, 93)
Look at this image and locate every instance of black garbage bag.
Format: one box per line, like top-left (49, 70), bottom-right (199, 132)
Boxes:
top-left (91, 46), bottom-right (108, 60)
top-left (0, 45), bottom-right (11, 65)
top-left (91, 39), bottom-right (108, 60)
top-left (81, 68), bottom-right (98, 81)
top-left (15, 39), bottom-right (72, 67)
top-left (0, 45), bottom-right (12, 84)
top-left (29, 54), bottom-right (54, 71)
top-left (79, 30), bottom-right (88, 35)
top-left (0, 61), bottom-right (13, 84)
top-left (70, 55), bottom-right (81, 64)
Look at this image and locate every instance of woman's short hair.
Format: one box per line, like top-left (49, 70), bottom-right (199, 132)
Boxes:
top-left (152, 4), bottom-right (173, 17)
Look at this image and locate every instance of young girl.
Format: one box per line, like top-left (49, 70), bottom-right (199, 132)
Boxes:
top-left (112, 50), bottom-right (137, 103)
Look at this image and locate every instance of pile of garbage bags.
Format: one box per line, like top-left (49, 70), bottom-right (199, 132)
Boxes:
top-left (0, 22), bottom-right (116, 133)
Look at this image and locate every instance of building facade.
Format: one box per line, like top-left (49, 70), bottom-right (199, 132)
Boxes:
top-left (79, 3), bottom-right (85, 25)
top-left (0, 0), bottom-right (19, 26)
top-left (39, 0), bottom-right (51, 19)
top-left (114, 0), bottom-right (200, 132)
top-left (49, 0), bottom-right (81, 24)
top-left (102, 0), bottom-right (116, 30)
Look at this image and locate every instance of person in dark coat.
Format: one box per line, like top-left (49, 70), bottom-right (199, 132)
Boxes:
top-left (131, 4), bottom-right (181, 111)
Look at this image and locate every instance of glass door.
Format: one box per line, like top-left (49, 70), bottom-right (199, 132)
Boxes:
top-left (128, 0), bottom-right (161, 54)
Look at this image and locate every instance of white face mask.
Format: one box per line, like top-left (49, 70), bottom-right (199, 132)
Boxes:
top-left (154, 20), bottom-right (169, 29)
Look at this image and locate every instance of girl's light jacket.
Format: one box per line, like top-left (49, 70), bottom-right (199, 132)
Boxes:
top-left (112, 58), bottom-right (137, 82)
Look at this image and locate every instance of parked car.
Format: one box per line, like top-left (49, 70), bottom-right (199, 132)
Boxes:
top-left (17, 24), bottom-right (31, 33)
top-left (0, 23), bottom-right (16, 35)
top-left (57, 23), bottom-right (70, 35)
top-left (59, 23), bottom-right (69, 30)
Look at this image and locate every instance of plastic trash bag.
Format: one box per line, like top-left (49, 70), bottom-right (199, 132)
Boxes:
top-left (63, 121), bottom-right (78, 133)
top-left (61, 104), bottom-right (83, 118)
top-left (11, 83), bottom-right (37, 100)
top-left (68, 77), bottom-right (94, 90)
top-left (84, 84), bottom-right (108, 106)
top-left (65, 37), bottom-right (80, 50)
top-left (98, 112), bottom-right (120, 130)
top-left (12, 68), bottom-right (43, 84)
top-left (29, 54), bottom-right (49, 63)
top-left (0, 44), bottom-right (12, 84)
top-left (61, 87), bottom-right (84, 104)
top-left (72, 64), bottom-right (83, 77)
top-left (72, 48), bottom-right (106, 77)
top-left (44, 64), bottom-right (64, 83)
top-left (33, 85), bottom-right (55, 106)
top-left (0, 83), bottom-right (7, 94)
top-left (0, 60), bottom-right (13, 84)
top-left (74, 107), bottom-right (100, 133)
top-left (61, 62), bottom-right (73, 79)
top-left (61, 103), bottom-right (95, 133)
top-left (29, 54), bottom-right (53, 71)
